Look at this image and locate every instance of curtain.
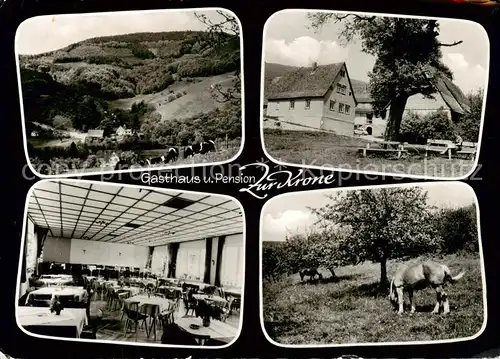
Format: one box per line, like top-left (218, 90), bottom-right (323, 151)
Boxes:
top-left (204, 238), bottom-right (213, 283)
top-left (215, 236), bottom-right (226, 287)
top-left (167, 243), bottom-right (179, 278)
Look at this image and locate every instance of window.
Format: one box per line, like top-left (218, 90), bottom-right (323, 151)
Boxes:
top-left (329, 100), bottom-right (336, 111)
top-left (276, 102), bottom-right (280, 110)
top-left (366, 113), bottom-right (374, 123)
top-left (339, 103), bottom-right (345, 113)
top-left (340, 69), bottom-right (346, 78)
top-left (336, 84), bottom-right (347, 95)
top-left (289, 100), bottom-right (295, 109)
top-left (345, 105), bottom-right (351, 115)
top-left (305, 99), bottom-right (311, 109)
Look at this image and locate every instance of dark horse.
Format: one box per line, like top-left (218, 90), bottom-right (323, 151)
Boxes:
top-left (299, 268), bottom-right (323, 282)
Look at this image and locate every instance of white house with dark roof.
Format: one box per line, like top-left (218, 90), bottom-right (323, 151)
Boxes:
top-left (351, 66), bottom-right (471, 137)
top-left (398, 65), bottom-right (471, 121)
top-left (265, 62), bottom-right (358, 135)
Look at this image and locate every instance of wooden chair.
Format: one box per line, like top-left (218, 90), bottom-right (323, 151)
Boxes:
top-left (123, 301), bottom-right (148, 342)
top-left (182, 293), bottom-right (197, 316)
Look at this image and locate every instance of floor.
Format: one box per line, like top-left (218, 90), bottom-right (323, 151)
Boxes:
top-left (89, 297), bottom-right (240, 344)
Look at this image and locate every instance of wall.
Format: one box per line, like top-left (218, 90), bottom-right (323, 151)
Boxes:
top-left (176, 240), bottom-right (206, 281)
top-left (43, 236), bottom-right (72, 263)
top-left (321, 117), bottom-right (354, 136)
top-left (42, 236), bottom-right (149, 268)
top-left (354, 116), bottom-right (387, 138)
top-left (322, 67), bottom-right (357, 126)
top-left (220, 233), bottom-right (244, 288)
top-left (70, 238), bottom-right (149, 267)
top-left (266, 98), bottom-right (323, 129)
top-left (151, 245), bottom-right (169, 276)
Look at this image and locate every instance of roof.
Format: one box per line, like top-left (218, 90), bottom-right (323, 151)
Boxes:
top-left (350, 79), bottom-right (373, 103)
top-left (116, 126), bottom-right (125, 131)
top-left (267, 62), bottom-right (357, 102)
top-left (424, 66), bottom-right (471, 114)
top-left (87, 130), bottom-right (104, 138)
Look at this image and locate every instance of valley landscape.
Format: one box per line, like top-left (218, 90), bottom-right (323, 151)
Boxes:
top-left (18, 11), bottom-right (242, 175)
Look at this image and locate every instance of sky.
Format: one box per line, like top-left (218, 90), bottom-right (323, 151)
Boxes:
top-left (261, 182), bottom-right (476, 242)
top-left (15, 9), bottom-right (233, 55)
top-left (264, 10), bottom-right (489, 94)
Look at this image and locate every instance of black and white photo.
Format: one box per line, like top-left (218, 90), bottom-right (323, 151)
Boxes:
top-left (262, 10), bottom-right (488, 179)
top-left (17, 180), bottom-right (244, 347)
top-left (16, 8), bottom-right (243, 176)
top-left (261, 182), bottom-right (486, 346)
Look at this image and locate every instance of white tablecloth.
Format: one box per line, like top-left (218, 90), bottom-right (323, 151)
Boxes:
top-left (26, 286), bottom-right (88, 304)
top-left (17, 307), bottom-right (88, 338)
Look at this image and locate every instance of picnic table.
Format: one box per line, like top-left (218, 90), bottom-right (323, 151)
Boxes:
top-left (357, 140), bottom-right (407, 158)
top-left (456, 141), bottom-right (478, 160)
top-left (17, 306), bottom-right (88, 338)
top-left (176, 315), bottom-right (238, 345)
top-left (425, 139), bottom-right (477, 160)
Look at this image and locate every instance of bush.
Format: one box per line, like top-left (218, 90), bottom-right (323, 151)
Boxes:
top-left (435, 205), bottom-right (478, 254)
top-left (52, 115), bottom-right (73, 130)
top-left (398, 110), bottom-right (456, 144)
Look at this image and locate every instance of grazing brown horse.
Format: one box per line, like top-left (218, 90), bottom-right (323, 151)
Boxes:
top-left (299, 268), bottom-right (323, 282)
top-left (389, 261), bottom-right (465, 315)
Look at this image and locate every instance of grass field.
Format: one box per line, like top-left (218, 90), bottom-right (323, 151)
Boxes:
top-left (262, 253), bottom-right (485, 345)
top-left (264, 129), bottom-right (475, 178)
top-left (110, 73), bottom-right (236, 122)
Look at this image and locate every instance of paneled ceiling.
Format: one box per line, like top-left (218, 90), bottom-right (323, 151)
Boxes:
top-left (27, 181), bottom-right (243, 246)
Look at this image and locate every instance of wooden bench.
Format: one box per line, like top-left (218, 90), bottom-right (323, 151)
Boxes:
top-left (358, 140), bottom-right (407, 159)
top-left (425, 139), bottom-right (457, 160)
top-left (455, 141), bottom-right (478, 160)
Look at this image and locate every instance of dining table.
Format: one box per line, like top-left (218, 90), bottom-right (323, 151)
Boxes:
top-left (17, 306), bottom-right (88, 338)
top-left (176, 315), bottom-right (238, 345)
top-left (26, 286), bottom-right (89, 305)
top-left (123, 294), bottom-right (175, 341)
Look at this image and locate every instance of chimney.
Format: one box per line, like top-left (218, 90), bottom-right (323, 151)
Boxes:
top-left (312, 61), bottom-right (317, 71)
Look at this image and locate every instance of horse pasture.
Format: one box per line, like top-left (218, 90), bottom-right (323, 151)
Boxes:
top-left (262, 253), bottom-right (485, 345)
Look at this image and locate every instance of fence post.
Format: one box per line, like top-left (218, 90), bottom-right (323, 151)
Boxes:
top-left (225, 133), bottom-right (228, 148)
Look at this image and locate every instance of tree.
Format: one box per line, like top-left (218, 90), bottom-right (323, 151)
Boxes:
top-left (434, 205), bottom-right (478, 254)
top-left (52, 115), bottom-right (73, 130)
top-left (262, 242), bottom-right (289, 282)
top-left (455, 88), bottom-right (483, 142)
top-left (310, 187), bottom-right (439, 288)
top-left (194, 10), bottom-right (241, 104)
top-left (308, 13), bottom-right (463, 140)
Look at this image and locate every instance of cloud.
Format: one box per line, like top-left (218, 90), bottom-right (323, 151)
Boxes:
top-left (443, 52), bottom-right (486, 94)
top-left (262, 210), bottom-right (315, 240)
top-left (15, 10), bottom-right (217, 54)
top-left (265, 36), bottom-right (349, 67)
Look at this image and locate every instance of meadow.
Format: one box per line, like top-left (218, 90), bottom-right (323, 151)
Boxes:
top-left (262, 253), bottom-right (484, 345)
top-left (263, 129), bottom-right (475, 178)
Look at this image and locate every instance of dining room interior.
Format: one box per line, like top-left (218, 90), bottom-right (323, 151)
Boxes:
top-left (17, 180), bottom-right (244, 346)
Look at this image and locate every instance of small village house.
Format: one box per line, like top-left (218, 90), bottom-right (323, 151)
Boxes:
top-left (396, 66), bottom-right (471, 121)
top-left (265, 62), bottom-right (358, 135)
top-left (85, 129), bottom-right (104, 141)
top-left (116, 126), bottom-right (133, 137)
top-left (352, 66), bottom-right (470, 138)
top-left (351, 79), bottom-right (387, 137)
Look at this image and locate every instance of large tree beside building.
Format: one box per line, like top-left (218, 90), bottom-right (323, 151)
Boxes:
top-left (307, 14), bottom-right (463, 140)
